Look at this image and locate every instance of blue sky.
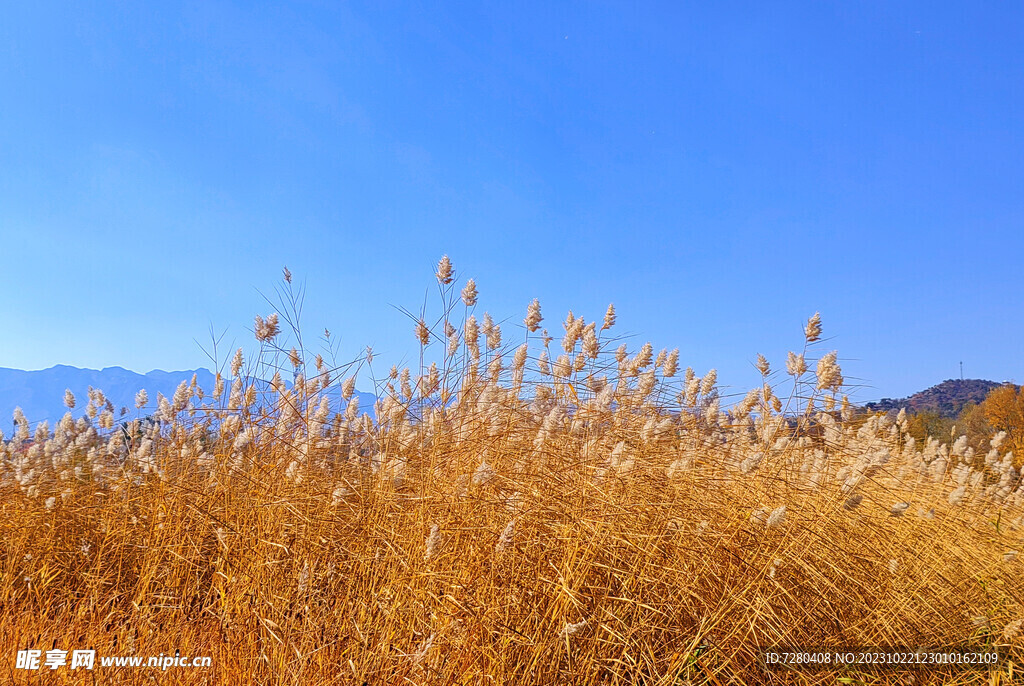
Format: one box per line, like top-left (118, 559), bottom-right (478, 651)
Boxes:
top-left (1, 1), bottom-right (1021, 402)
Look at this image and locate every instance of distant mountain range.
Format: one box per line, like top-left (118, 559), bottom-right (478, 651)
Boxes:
top-left (864, 378), bottom-right (1012, 418)
top-left (0, 365), bottom-right (375, 428)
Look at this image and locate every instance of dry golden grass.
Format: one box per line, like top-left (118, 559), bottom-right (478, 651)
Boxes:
top-left (3, 261), bottom-right (1023, 684)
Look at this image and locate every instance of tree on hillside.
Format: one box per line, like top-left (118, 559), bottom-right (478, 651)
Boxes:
top-left (983, 384), bottom-right (1024, 463)
top-left (957, 402), bottom-right (994, 452)
top-left (904, 411), bottom-right (953, 448)
top-left (901, 402), bottom-right (994, 459)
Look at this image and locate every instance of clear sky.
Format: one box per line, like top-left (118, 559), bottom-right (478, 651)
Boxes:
top-left (1, 1), bottom-right (1021, 402)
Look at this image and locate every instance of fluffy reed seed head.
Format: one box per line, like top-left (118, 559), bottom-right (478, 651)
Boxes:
top-left (254, 313), bottom-right (281, 342)
top-left (214, 373), bottom-right (225, 399)
top-left (538, 351), bottom-right (551, 376)
top-left (766, 505), bottom-right (787, 529)
top-left (436, 255), bottom-right (454, 285)
top-left (342, 376), bottom-right (357, 401)
top-left (756, 354), bottom-right (770, 376)
top-left (424, 524), bottom-right (442, 561)
top-left (992, 431), bottom-right (1008, 450)
top-left (484, 315), bottom-right (502, 351)
top-left (582, 324), bottom-right (599, 360)
top-left (561, 620), bottom-right (588, 638)
top-left (786, 351), bottom-right (807, 376)
top-left (701, 369), bottom-right (717, 395)
top-left (415, 319), bottom-right (430, 346)
top-left (345, 396), bottom-right (360, 421)
top-left (231, 348), bottom-right (244, 377)
top-left (636, 343), bottom-right (653, 368)
top-left (465, 316), bottom-right (480, 347)
top-left (461, 279), bottom-right (478, 307)
top-left (805, 312), bottom-right (822, 342)
top-left (663, 349), bottom-right (679, 378)
top-left (525, 298), bottom-right (543, 332)
top-left (495, 518), bottom-right (516, 554)
top-left (513, 344), bottom-right (528, 373)
top-left (1003, 619), bottom-right (1024, 643)
top-left (602, 303), bottom-right (616, 330)
top-left (400, 368), bottom-right (413, 399)
top-left (815, 351), bottom-right (843, 391)
top-left (553, 354), bottom-right (571, 380)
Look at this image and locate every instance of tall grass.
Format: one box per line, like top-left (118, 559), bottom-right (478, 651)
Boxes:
top-left (2, 258), bottom-right (1022, 684)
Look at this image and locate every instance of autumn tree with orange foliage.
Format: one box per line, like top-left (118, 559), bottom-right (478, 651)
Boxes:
top-left (983, 384), bottom-right (1024, 464)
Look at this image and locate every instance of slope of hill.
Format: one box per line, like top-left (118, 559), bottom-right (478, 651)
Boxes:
top-left (864, 378), bottom-right (1007, 418)
top-left (0, 365), bottom-right (375, 427)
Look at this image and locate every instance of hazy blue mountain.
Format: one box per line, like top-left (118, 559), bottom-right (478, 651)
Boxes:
top-left (0, 365), bottom-right (375, 429)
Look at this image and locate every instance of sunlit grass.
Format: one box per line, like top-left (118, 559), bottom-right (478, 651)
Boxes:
top-left (3, 258), bottom-right (1022, 684)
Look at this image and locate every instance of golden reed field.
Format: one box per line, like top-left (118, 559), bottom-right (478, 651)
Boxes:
top-left (3, 257), bottom-right (1023, 685)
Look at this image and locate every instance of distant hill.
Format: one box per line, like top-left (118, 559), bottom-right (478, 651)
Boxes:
top-left (0, 365), bottom-right (375, 428)
top-left (864, 379), bottom-right (1009, 418)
